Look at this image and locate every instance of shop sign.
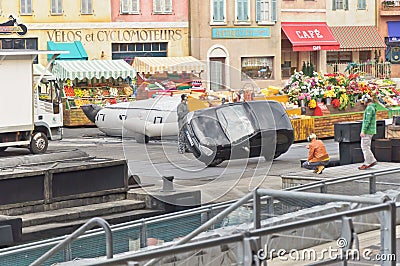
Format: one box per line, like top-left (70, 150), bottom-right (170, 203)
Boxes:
top-left (47, 29), bottom-right (183, 43)
top-left (212, 27), bottom-right (271, 39)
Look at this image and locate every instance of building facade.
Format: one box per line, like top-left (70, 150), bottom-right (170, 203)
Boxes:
top-left (326, 0), bottom-right (386, 69)
top-left (280, 0), bottom-right (331, 78)
top-left (190, 0), bottom-right (282, 90)
top-left (378, 0), bottom-right (400, 77)
top-left (0, 0), bottom-right (189, 65)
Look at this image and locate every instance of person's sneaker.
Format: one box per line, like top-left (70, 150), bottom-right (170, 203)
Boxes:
top-left (316, 165), bottom-right (325, 174)
top-left (368, 161), bottom-right (377, 168)
top-left (358, 164), bottom-right (369, 170)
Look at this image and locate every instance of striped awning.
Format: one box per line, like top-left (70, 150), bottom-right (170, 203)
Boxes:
top-left (52, 59), bottom-right (136, 80)
top-left (133, 56), bottom-right (205, 74)
top-left (330, 26), bottom-right (386, 51)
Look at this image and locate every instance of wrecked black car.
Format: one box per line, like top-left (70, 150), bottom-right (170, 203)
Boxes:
top-left (185, 100), bottom-right (294, 167)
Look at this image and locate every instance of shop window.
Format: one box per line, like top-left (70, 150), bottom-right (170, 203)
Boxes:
top-left (121, 0), bottom-right (140, 14)
top-left (0, 38), bottom-right (38, 63)
top-left (211, 0), bottom-right (226, 23)
top-left (81, 0), bottom-right (93, 15)
top-left (112, 42), bottom-right (168, 64)
top-left (241, 57), bottom-right (273, 80)
top-left (153, 0), bottom-right (172, 14)
top-left (51, 0), bottom-right (63, 15)
top-left (359, 51), bottom-right (370, 62)
top-left (20, 0), bottom-right (32, 15)
top-left (256, 0), bottom-right (276, 23)
top-left (327, 51), bottom-right (352, 64)
top-left (357, 0), bottom-right (366, 10)
top-left (236, 0), bottom-right (250, 22)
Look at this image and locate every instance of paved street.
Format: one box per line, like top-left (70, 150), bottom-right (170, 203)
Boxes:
top-left (0, 127), bottom-right (340, 203)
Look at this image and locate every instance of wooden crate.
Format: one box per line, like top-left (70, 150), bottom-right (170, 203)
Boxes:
top-left (313, 110), bottom-right (388, 139)
top-left (291, 117), bottom-right (314, 141)
top-left (63, 108), bottom-right (95, 127)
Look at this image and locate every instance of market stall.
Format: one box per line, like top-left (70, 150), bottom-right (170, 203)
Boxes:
top-left (133, 56), bottom-right (205, 100)
top-left (278, 71), bottom-right (395, 141)
top-left (52, 59), bottom-right (136, 126)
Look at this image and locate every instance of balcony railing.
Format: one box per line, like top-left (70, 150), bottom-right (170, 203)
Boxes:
top-left (327, 61), bottom-right (391, 79)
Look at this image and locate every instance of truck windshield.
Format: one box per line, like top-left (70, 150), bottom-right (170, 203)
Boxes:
top-left (216, 105), bottom-right (255, 143)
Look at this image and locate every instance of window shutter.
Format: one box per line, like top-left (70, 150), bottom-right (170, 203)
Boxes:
top-left (58, 0), bottom-right (62, 13)
top-left (345, 0), bottom-right (349, 10)
top-left (221, 0), bottom-right (225, 20)
top-left (213, 0), bottom-right (218, 20)
top-left (88, 0), bottom-right (92, 13)
top-left (244, 0), bottom-right (248, 20)
top-left (271, 0), bottom-right (276, 22)
top-left (165, 0), bottom-right (172, 12)
top-left (153, 0), bottom-right (161, 13)
top-left (121, 0), bottom-right (128, 13)
top-left (256, 0), bottom-right (261, 22)
top-left (332, 0), bottom-right (336, 10)
top-left (133, 0), bottom-right (139, 12)
top-left (237, 0), bottom-right (244, 20)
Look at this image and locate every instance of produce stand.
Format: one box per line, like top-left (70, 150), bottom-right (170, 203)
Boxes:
top-left (52, 60), bottom-right (136, 126)
top-left (133, 56), bottom-right (205, 100)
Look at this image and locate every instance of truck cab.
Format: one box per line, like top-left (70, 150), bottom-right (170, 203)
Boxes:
top-left (33, 64), bottom-right (63, 141)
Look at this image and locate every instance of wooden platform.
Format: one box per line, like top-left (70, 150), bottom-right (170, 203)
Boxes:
top-left (281, 162), bottom-right (400, 191)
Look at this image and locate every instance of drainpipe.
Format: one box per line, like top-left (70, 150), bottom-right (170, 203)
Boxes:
top-left (188, 0), bottom-right (191, 56)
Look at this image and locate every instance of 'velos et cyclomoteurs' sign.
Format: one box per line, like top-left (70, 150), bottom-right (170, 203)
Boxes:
top-left (46, 28), bottom-right (183, 43)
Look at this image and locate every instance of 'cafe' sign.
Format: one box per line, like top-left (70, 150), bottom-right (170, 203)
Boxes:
top-left (295, 29), bottom-right (324, 39)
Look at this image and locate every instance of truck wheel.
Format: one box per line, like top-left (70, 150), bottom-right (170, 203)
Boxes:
top-left (135, 133), bottom-right (149, 144)
top-left (29, 132), bottom-right (48, 154)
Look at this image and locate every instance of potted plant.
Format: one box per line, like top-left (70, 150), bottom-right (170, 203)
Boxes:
top-left (383, 0), bottom-right (395, 7)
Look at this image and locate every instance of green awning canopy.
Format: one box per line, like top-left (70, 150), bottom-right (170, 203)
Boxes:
top-left (47, 41), bottom-right (88, 60)
top-left (52, 59), bottom-right (136, 80)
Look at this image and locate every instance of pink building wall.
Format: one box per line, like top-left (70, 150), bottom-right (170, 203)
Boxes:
top-left (111, 0), bottom-right (188, 22)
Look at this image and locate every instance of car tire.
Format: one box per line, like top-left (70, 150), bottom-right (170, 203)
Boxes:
top-left (29, 132), bottom-right (48, 154)
top-left (207, 158), bottom-right (224, 167)
top-left (135, 133), bottom-right (149, 144)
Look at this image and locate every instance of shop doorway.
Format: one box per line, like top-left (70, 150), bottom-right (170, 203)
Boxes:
top-left (210, 58), bottom-right (225, 91)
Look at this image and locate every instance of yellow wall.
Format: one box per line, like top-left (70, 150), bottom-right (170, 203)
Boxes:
top-left (0, 0), bottom-right (111, 23)
top-left (26, 27), bottom-right (189, 64)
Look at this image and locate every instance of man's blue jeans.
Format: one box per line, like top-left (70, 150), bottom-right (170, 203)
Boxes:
top-left (302, 160), bottom-right (329, 170)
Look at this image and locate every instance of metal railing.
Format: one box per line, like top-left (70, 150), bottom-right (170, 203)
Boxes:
top-left (30, 217), bottom-right (113, 266)
top-left (2, 170), bottom-right (399, 265)
top-left (327, 61), bottom-right (391, 79)
top-left (284, 167), bottom-right (400, 195)
top-left (77, 190), bottom-right (396, 266)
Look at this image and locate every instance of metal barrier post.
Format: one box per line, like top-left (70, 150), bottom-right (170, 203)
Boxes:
top-left (369, 174), bottom-right (376, 194)
top-left (253, 189), bottom-right (261, 230)
top-left (140, 220), bottom-right (147, 248)
top-left (380, 202), bottom-right (396, 266)
top-left (320, 183), bottom-right (327, 193)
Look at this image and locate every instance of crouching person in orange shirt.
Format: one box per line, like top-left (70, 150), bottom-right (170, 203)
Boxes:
top-left (302, 133), bottom-right (330, 174)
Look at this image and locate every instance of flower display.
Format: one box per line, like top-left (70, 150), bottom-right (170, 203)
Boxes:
top-left (284, 70), bottom-right (399, 111)
top-left (308, 99), bottom-right (317, 109)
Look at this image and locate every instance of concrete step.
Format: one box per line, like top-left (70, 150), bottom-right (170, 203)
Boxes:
top-left (21, 208), bottom-right (163, 243)
top-left (19, 200), bottom-right (146, 227)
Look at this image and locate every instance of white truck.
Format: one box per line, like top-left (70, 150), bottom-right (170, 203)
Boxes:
top-left (0, 50), bottom-right (66, 154)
